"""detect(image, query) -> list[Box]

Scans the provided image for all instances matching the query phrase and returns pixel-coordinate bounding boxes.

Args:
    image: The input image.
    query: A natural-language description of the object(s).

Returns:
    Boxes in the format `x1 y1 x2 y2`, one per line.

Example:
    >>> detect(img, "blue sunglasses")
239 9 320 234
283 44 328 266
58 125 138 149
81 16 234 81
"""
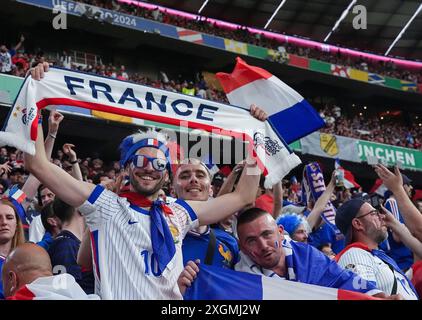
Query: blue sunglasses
131 154 168 171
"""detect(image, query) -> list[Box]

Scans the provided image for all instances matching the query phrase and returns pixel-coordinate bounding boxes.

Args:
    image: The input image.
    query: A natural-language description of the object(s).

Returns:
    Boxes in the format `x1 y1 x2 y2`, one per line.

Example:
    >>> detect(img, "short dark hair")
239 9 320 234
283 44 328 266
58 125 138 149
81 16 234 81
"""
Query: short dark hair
317 243 332 251
37 184 49 207
41 198 74 232
237 207 269 229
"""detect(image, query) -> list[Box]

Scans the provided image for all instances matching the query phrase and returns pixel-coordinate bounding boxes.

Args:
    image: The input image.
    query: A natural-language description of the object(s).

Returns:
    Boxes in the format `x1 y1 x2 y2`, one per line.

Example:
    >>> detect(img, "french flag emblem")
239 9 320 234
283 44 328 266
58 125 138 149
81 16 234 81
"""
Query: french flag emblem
217 57 325 144
9 187 26 203
147 139 159 147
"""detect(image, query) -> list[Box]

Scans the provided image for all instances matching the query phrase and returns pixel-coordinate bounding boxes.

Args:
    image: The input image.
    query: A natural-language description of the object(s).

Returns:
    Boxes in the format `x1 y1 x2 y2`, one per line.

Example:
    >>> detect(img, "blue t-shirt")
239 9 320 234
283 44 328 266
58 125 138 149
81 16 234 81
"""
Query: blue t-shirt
303 210 345 254
384 198 413 271
182 227 239 269
48 230 94 294
0 256 5 299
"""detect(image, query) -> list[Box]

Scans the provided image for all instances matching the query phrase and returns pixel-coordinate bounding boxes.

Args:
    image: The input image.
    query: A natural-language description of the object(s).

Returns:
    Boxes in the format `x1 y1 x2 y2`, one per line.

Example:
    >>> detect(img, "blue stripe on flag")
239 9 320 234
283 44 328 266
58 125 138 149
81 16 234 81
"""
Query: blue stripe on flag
184 264 263 300
202 34 226 49
268 99 325 144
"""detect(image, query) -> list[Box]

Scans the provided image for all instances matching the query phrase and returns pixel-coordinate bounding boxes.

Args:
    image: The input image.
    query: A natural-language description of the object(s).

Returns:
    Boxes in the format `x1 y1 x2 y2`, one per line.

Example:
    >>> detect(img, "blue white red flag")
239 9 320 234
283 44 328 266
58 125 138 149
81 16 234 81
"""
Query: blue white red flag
216 57 325 144
184 264 376 300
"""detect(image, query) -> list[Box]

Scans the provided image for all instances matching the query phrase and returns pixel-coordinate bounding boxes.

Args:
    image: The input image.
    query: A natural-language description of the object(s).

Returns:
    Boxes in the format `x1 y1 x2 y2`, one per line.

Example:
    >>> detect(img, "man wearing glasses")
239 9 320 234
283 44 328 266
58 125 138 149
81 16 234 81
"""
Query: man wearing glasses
334 199 418 300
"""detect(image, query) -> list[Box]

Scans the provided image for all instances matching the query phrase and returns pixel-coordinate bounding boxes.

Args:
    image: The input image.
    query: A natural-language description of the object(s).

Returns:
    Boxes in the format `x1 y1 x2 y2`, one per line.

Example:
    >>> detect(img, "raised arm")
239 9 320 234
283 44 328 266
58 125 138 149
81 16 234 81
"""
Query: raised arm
272 181 283 219
382 205 422 259
62 143 83 181
23 63 94 207
375 164 422 241
188 157 260 226
216 162 244 197
306 171 336 231
21 109 64 210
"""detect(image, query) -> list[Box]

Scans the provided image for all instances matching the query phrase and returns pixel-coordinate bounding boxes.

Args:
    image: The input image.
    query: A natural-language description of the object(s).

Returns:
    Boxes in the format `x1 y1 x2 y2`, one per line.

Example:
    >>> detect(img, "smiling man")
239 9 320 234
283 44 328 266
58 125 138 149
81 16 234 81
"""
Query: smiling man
173 158 239 269
233 207 404 298
335 199 419 300
22 62 260 300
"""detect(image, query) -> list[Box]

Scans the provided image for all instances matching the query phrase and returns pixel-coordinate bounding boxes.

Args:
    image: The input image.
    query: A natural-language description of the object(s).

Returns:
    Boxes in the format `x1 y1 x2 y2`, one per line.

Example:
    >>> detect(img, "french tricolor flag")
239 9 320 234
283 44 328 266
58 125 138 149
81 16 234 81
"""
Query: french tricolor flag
9 188 26 204
216 57 325 144
335 159 361 189
7 274 100 300
184 264 377 300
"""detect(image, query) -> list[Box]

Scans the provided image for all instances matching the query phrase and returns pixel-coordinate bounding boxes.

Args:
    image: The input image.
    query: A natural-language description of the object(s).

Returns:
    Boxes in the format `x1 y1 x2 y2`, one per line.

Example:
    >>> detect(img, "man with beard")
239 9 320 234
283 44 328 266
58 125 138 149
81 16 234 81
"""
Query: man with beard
23 62 261 300
335 199 418 300
174 158 239 269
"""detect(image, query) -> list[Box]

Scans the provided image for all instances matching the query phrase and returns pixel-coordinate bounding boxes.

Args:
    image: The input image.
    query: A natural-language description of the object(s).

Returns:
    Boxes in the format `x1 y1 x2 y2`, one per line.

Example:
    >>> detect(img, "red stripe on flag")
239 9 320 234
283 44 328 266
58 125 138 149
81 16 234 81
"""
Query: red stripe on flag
30 114 38 142
178 30 200 37
7 286 36 300
338 289 379 300
288 55 309 69
216 57 272 94
16 192 26 203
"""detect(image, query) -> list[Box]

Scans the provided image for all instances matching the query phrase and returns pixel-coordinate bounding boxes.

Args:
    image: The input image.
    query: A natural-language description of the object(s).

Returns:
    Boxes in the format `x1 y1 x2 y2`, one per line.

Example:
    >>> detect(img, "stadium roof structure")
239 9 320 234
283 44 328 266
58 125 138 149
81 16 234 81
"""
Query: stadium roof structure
139 0 422 61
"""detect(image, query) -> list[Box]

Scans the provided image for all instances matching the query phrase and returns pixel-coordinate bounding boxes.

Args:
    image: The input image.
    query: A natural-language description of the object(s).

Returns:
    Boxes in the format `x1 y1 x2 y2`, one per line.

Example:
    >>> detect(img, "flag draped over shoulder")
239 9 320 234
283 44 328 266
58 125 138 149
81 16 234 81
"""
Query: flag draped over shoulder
0 67 301 188
184 264 376 300
216 57 325 144
7 274 100 300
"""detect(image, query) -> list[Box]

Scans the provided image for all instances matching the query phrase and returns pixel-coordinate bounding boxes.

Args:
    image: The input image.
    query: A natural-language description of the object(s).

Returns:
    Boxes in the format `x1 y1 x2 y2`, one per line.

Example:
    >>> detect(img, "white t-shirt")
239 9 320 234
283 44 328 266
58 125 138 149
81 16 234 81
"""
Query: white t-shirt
78 185 198 300
29 215 46 243
337 247 418 300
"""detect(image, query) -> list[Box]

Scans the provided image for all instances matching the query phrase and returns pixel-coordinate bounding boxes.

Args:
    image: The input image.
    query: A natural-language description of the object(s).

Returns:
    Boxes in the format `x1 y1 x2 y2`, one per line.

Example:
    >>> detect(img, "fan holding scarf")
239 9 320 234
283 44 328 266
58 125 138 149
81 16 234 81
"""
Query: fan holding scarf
13 62 262 300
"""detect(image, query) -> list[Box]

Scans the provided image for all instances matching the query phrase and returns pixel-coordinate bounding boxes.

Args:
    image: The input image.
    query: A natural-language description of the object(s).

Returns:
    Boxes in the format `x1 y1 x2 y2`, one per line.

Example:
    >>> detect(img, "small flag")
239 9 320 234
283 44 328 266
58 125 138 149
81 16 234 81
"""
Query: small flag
334 159 360 189
370 179 388 197
176 27 203 44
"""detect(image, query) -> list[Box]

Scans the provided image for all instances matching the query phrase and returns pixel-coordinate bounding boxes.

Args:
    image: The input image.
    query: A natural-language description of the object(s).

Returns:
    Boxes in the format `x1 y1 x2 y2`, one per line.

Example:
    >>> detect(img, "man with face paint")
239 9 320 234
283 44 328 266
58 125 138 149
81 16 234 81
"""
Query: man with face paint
232 208 402 298
23 62 261 300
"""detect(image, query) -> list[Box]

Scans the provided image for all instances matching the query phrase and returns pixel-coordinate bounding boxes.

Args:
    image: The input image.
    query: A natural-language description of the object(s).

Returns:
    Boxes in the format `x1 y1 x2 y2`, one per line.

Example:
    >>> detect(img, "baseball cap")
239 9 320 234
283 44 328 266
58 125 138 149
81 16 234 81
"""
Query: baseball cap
212 173 225 186
335 199 366 238
351 192 370 202
401 174 412 186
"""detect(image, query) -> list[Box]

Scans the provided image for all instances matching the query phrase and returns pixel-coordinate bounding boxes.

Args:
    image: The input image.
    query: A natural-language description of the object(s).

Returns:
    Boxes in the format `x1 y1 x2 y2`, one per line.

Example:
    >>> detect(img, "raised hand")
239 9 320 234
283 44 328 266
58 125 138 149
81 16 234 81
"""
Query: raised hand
374 164 403 193
250 104 268 122
62 143 77 162
177 260 200 295
0 162 12 176
48 110 64 135
29 62 49 80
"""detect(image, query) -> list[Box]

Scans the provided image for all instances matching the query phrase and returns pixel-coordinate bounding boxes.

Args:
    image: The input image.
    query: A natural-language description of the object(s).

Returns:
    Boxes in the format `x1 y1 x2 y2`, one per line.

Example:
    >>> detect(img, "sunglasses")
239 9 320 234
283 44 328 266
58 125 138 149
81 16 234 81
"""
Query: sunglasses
131 154 168 172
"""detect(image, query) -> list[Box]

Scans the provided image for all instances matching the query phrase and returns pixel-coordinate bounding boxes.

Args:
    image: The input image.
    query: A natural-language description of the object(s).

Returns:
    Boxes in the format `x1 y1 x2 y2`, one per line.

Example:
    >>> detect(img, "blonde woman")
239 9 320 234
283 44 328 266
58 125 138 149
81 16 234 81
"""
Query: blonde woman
0 199 25 299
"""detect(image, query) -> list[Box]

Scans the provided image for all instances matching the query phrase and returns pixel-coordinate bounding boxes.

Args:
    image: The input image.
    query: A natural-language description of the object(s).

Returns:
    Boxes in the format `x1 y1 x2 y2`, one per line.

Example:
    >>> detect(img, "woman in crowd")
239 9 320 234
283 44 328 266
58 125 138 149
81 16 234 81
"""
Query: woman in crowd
0 199 25 299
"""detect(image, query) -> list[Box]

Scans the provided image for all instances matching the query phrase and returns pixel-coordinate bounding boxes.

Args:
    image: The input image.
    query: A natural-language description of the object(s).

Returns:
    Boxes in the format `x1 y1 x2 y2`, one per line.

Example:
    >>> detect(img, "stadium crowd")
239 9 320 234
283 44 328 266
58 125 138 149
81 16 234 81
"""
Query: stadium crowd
0 62 422 299
77 0 422 84
2 36 420 151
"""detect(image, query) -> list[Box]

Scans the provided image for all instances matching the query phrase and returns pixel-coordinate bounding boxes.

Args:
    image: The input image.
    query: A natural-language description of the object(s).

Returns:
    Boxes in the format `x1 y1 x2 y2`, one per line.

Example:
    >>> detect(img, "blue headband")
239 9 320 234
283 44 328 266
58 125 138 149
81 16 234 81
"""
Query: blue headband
119 137 172 172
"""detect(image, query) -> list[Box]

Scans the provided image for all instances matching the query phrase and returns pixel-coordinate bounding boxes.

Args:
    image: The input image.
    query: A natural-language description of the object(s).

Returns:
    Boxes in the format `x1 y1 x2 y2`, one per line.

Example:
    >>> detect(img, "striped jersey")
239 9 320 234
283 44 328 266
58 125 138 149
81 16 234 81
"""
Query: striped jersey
337 247 418 300
77 185 199 300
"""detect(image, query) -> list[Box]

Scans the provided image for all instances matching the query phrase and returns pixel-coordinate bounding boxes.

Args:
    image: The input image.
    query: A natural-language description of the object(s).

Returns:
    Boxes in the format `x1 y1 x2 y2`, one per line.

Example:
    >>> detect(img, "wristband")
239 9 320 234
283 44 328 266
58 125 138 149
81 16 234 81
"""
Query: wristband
70 159 78 164
49 133 56 139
